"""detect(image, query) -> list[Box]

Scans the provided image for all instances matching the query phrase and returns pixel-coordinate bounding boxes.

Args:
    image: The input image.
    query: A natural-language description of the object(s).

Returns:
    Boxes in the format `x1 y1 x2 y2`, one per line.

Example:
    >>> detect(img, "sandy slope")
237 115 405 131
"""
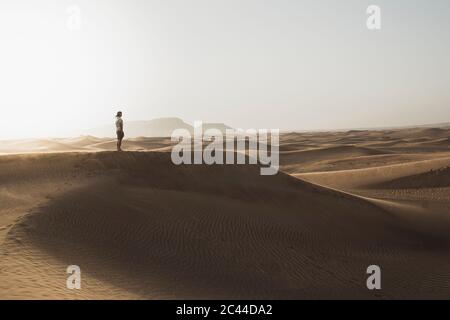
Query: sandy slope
0 127 450 299
295 157 450 190
0 151 448 299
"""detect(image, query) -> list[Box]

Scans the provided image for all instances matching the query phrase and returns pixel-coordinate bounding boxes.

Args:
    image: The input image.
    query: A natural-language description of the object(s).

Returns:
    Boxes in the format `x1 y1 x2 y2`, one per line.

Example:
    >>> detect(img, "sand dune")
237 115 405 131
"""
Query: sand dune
295 157 450 190
0 151 448 299
373 166 450 189
1 126 450 299
0 138 84 154
281 145 387 166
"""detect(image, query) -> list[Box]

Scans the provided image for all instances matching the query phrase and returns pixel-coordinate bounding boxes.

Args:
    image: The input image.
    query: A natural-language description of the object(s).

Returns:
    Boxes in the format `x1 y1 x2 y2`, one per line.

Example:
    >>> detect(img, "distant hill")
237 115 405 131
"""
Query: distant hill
86 117 233 138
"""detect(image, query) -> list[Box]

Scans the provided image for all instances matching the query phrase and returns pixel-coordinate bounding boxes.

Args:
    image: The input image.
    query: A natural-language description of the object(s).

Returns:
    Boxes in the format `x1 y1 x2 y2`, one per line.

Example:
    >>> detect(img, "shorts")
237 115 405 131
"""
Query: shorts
117 131 125 140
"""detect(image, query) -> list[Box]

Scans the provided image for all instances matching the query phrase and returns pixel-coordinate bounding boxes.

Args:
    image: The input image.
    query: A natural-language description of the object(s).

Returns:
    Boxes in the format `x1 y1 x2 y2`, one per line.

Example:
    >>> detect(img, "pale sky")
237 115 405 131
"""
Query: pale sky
0 0 449 139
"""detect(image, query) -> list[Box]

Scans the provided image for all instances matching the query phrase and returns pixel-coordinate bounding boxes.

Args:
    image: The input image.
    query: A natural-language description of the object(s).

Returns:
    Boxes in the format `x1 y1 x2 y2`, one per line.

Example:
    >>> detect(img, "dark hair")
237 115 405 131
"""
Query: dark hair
116 111 122 117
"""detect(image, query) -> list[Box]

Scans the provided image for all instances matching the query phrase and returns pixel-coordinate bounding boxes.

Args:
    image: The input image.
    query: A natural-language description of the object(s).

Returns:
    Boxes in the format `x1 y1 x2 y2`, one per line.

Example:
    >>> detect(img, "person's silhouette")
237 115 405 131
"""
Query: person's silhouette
115 111 124 151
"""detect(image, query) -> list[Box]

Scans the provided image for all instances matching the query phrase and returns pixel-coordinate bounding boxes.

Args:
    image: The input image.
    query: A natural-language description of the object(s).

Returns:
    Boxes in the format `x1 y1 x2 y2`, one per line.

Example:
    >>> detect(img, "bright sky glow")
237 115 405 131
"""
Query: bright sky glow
0 0 449 138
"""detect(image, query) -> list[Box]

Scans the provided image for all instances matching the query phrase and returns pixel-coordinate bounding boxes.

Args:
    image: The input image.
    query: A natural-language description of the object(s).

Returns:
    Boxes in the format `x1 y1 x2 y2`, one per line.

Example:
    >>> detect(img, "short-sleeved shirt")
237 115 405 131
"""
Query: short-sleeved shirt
115 117 123 132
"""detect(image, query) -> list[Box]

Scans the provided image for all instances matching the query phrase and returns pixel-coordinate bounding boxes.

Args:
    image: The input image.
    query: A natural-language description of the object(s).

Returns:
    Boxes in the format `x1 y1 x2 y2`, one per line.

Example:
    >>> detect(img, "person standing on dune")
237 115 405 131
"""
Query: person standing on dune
115 111 124 151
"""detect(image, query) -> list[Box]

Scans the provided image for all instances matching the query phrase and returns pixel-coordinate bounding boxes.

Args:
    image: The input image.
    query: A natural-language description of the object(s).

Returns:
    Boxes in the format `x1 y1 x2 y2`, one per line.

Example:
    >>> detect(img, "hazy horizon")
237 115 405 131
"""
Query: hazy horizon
1 116 449 141
1 0 449 139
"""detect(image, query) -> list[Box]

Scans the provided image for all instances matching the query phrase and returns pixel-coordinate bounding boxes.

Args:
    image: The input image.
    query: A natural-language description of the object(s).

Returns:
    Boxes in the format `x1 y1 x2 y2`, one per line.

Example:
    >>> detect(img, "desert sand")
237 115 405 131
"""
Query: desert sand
0 126 449 299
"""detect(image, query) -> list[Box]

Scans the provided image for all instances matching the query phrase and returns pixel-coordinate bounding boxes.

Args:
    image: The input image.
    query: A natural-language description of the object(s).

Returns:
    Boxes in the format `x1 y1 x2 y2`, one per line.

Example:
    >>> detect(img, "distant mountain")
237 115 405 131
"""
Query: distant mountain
86 117 233 138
